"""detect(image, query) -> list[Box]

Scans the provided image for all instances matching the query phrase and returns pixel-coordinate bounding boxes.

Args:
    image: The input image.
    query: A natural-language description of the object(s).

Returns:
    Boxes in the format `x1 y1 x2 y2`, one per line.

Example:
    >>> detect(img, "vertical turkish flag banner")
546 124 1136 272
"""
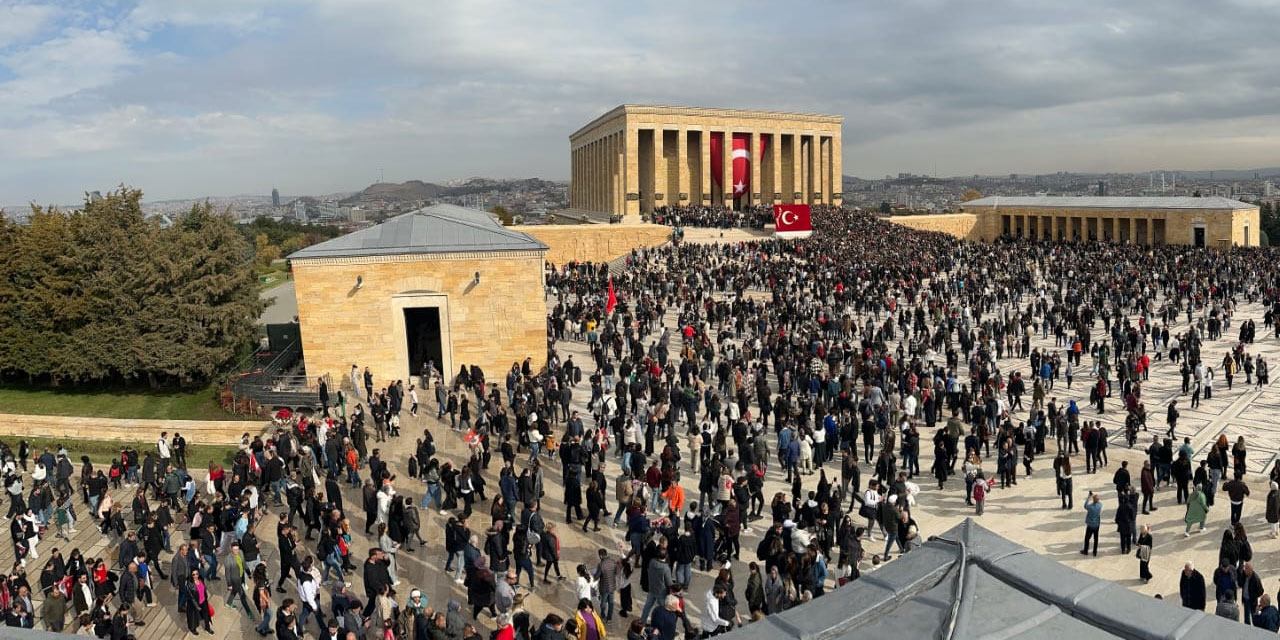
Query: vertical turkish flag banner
773 204 813 239
731 133 750 197
710 133 767 201
606 277 617 314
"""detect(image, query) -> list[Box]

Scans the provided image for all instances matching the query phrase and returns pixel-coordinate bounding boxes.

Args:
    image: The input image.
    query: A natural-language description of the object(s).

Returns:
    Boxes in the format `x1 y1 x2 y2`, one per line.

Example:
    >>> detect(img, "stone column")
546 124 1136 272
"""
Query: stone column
676 128 689 207
830 134 842 205
623 129 640 221
612 133 622 216
603 135 612 215
591 140 600 212
582 142 590 211
749 131 762 207
771 132 783 203
573 146 583 208
813 136 825 205
597 139 605 212
790 134 802 204
652 129 666 214
573 146 582 209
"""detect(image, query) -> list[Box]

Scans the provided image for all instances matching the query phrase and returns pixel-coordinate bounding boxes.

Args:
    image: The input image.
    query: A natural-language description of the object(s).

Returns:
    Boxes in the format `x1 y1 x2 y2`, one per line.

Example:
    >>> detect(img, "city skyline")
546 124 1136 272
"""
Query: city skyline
2 0 1279 205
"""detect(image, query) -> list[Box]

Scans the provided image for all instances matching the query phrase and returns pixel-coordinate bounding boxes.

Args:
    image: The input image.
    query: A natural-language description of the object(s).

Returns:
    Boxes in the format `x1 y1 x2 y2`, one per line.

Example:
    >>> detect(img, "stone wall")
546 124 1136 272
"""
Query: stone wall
514 224 670 265
291 251 547 393
889 213 981 240
0 413 263 445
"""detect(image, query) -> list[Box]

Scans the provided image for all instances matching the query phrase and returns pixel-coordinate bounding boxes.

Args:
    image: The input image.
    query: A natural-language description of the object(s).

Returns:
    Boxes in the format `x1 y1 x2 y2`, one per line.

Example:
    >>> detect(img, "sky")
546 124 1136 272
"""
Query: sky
2 0 1279 205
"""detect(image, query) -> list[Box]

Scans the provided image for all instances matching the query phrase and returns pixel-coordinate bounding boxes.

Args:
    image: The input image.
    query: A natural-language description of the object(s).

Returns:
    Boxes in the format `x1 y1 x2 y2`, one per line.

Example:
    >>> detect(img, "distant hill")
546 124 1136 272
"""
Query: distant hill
1154 167 1280 180
341 177 563 204
341 180 447 204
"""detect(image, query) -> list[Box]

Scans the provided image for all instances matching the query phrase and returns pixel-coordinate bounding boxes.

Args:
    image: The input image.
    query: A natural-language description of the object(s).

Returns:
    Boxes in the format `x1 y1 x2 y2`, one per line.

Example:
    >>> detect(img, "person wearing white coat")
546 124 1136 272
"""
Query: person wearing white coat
701 584 732 636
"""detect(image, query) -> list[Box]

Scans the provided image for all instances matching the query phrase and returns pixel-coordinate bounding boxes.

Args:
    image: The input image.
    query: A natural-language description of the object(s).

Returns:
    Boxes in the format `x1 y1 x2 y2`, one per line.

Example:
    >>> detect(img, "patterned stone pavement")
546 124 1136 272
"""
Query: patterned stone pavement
18 235 1280 637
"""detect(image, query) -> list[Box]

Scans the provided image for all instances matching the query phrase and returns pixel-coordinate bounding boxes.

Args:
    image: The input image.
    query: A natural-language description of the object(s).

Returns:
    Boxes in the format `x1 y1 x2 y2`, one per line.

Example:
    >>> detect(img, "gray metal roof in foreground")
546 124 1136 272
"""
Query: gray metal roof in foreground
288 204 547 260
726 519 1270 640
962 196 1255 210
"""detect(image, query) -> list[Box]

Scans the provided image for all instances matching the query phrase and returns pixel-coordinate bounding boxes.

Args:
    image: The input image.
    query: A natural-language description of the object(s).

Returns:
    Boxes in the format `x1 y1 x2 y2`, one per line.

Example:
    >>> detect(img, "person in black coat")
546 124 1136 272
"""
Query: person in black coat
466 566 496 620
1180 562 1207 611
563 475 584 524
361 549 393 604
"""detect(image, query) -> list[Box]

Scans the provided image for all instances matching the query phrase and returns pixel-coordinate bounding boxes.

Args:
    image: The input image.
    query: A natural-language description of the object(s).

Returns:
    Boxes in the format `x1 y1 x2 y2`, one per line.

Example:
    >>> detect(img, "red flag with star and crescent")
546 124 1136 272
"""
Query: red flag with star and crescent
606 278 617 314
709 133 767 200
773 204 813 239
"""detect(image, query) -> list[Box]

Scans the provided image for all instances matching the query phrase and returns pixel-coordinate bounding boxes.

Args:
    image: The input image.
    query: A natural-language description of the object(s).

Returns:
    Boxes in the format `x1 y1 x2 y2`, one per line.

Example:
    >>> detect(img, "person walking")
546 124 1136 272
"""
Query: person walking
1137 524 1153 583
1184 483 1209 536
1224 473 1251 526
1115 488 1134 554
1139 461 1157 514
1181 561 1207 610
182 568 214 635
1081 492 1101 557
1266 481 1280 538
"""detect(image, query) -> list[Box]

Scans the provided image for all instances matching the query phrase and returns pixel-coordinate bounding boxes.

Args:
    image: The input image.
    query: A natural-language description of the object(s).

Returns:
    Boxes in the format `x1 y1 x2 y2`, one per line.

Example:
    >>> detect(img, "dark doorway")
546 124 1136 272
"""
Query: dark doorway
1193 226 1205 247
404 307 443 379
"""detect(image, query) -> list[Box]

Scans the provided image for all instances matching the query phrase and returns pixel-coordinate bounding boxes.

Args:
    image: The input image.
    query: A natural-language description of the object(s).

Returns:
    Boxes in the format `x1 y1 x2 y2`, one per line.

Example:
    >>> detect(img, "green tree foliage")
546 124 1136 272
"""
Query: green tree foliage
490 205 514 226
239 216 340 254
1261 201 1280 248
0 188 264 387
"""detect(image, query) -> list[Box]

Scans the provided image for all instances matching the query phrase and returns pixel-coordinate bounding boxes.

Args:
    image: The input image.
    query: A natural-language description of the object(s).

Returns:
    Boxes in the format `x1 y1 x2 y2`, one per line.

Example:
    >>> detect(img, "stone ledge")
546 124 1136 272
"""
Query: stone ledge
0 413 266 445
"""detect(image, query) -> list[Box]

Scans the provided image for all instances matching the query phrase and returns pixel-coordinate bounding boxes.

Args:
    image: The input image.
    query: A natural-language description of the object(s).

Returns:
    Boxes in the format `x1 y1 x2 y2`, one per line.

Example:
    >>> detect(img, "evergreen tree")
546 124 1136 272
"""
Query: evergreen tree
143 201 265 384
0 188 264 387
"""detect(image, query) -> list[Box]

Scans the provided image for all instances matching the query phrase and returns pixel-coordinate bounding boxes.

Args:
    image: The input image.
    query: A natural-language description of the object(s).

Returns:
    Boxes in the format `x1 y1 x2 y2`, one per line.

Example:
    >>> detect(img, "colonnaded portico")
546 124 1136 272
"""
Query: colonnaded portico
569 105 843 221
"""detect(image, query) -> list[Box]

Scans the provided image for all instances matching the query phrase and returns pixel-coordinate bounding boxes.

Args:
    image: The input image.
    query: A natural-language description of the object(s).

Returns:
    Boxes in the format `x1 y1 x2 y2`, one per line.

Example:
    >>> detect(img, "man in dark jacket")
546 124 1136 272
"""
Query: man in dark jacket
119 562 144 626
362 549 393 603
1180 561 1207 610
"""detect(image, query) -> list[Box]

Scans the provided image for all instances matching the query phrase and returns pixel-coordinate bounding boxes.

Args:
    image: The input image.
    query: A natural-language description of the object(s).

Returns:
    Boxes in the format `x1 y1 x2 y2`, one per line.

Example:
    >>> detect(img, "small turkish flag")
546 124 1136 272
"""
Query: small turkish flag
606 278 617 314
773 204 813 239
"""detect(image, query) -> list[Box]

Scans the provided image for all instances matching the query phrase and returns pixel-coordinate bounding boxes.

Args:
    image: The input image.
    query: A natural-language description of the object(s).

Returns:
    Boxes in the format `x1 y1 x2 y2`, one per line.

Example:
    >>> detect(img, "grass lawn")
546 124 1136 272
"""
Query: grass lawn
12 435 238 469
0 384 237 421
255 263 290 291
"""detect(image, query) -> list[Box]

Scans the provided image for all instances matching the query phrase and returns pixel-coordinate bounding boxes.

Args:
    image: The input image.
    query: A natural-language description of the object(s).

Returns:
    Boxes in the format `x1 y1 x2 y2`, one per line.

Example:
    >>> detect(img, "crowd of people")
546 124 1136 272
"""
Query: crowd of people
10 206 1280 639
648 206 773 229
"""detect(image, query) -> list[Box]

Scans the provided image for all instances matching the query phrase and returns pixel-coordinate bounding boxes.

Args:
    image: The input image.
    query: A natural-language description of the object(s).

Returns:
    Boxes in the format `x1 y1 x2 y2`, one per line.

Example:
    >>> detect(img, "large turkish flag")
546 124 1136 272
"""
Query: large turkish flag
773 204 813 239
710 133 766 199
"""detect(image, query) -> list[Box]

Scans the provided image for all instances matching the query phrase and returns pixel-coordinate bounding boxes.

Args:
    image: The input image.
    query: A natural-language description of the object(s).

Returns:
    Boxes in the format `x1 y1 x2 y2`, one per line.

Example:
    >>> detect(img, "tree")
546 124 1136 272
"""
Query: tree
280 235 307 257
0 189 263 387
139 202 265 385
1260 201 1280 248
491 205 513 226
879 201 892 215
962 188 983 202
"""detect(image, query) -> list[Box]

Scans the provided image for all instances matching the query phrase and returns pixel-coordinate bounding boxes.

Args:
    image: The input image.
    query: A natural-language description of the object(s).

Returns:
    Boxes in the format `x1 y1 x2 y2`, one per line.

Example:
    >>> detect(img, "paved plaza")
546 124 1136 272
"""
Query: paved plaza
16 232 1280 638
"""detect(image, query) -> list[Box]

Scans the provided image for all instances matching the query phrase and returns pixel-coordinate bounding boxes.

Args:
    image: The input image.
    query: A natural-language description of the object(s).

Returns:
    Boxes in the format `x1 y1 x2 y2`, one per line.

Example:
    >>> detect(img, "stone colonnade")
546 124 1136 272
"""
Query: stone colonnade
570 106 843 220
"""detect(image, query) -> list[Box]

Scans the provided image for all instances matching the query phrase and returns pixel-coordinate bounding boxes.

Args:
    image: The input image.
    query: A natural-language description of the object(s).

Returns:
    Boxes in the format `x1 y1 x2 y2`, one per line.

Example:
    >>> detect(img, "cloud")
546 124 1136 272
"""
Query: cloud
4 0 1280 203
0 3 59 48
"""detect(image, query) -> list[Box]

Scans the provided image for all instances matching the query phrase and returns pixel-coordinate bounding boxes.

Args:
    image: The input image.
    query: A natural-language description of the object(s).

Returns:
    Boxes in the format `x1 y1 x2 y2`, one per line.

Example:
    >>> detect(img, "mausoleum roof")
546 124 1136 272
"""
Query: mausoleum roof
289 204 547 260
